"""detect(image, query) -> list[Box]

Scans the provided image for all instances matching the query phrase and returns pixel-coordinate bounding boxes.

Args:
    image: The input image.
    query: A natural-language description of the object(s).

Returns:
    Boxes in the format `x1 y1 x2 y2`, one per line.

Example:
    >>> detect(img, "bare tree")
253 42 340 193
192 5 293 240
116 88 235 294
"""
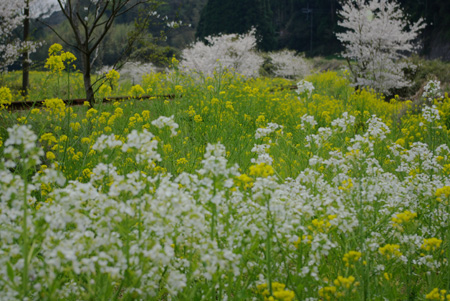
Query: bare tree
45 0 155 106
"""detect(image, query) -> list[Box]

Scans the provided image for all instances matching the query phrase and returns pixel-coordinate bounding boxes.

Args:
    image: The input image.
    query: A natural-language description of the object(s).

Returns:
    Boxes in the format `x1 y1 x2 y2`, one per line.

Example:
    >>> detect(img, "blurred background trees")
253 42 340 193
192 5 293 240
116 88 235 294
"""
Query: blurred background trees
2 0 450 74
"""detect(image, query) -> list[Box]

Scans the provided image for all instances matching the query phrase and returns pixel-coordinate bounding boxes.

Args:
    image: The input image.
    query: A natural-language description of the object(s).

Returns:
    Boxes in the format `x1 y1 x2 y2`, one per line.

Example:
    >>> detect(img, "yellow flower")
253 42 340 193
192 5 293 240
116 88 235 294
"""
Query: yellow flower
186 106 196 117
45 44 76 73
175 85 183 93
70 122 81 132
130 84 145 98
99 84 112 98
40 133 58 145
257 282 295 301
392 210 417 231
343 251 362 267
256 115 266 127
249 163 274 178
225 101 234 111
194 115 203 123
211 97 219 105
142 110 150 120
334 275 357 289
310 218 332 233
319 286 337 300
82 168 92 179
235 173 254 190
163 143 173 154
338 178 353 191
425 288 450 300
436 186 450 202
48 43 63 55
379 244 402 259
0 87 13 109
105 69 120 87
86 108 98 119
46 151 56 160
114 107 123 117
43 98 66 114
421 238 443 252
177 158 188 165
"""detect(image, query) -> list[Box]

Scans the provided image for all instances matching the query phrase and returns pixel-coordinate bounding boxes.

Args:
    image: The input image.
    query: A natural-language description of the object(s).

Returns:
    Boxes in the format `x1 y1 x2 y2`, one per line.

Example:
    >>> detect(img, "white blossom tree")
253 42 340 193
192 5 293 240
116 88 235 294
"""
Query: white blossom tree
268 50 310 79
0 0 56 95
181 29 264 78
0 0 28 72
336 0 425 94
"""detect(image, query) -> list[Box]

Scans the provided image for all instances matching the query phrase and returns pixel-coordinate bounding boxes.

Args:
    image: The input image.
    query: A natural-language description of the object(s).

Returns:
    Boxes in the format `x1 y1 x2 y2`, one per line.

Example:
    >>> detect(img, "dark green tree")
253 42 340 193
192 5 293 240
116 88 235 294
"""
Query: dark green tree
196 0 277 51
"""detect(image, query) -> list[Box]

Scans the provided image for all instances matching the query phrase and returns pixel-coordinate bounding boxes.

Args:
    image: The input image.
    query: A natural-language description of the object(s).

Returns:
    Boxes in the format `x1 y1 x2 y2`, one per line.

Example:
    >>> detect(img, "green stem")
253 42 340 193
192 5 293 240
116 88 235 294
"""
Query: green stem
22 171 29 298
266 196 273 297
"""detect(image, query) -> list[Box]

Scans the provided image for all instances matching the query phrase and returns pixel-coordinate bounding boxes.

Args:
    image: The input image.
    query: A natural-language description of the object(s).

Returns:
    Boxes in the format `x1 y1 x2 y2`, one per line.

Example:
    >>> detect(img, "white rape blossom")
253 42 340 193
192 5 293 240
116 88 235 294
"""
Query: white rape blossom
255 122 283 139
3 124 44 168
364 115 390 141
299 114 318 130
151 115 179 136
92 134 123 152
122 129 161 163
296 80 315 100
422 105 441 123
251 144 273 165
331 112 356 132
422 80 443 103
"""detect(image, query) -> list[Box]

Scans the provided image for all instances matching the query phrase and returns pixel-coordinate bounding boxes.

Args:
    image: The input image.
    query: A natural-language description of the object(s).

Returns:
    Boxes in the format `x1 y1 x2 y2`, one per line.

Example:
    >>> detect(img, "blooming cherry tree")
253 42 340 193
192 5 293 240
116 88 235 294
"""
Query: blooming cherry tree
0 0 27 71
336 0 425 94
181 29 264 77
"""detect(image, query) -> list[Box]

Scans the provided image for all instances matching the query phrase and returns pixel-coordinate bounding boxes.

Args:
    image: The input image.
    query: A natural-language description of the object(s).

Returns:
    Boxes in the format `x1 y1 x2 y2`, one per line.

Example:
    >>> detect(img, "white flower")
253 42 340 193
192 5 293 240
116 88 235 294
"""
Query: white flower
296 80 315 99
422 105 440 123
422 80 443 102
92 134 123 152
151 115 179 137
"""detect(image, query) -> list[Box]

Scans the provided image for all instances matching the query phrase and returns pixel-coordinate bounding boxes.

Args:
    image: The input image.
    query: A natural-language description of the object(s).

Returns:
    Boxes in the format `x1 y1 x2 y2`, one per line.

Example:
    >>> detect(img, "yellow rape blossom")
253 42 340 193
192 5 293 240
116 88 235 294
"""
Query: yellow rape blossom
177 158 188 165
425 288 450 300
436 186 450 202
343 251 362 267
46 151 56 160
319 286 337 300
257 282 295 301
130 84 145 98
86 108 98 119
379 244 402 259
421 238 443 252
249 163 274 178
194 115 203 123
0 87 12 109
392 210 417 231
235 173 254 190
334 275 357 289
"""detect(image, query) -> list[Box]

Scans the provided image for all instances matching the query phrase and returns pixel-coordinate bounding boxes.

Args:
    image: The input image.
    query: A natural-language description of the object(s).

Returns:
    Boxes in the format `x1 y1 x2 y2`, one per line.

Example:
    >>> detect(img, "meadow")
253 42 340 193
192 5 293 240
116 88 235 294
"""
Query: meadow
0 54 450 300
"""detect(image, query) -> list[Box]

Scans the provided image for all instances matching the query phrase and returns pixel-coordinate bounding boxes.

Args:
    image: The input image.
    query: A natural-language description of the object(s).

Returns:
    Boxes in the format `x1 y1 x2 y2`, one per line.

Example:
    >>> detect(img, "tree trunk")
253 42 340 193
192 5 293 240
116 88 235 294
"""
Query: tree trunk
81 50 95 106
22 1 30 97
